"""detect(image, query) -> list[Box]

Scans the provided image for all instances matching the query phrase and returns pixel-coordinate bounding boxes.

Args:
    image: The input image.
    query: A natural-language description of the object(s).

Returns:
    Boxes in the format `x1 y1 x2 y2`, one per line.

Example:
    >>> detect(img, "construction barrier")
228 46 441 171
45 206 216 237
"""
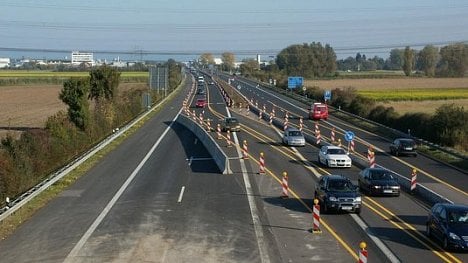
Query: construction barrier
315 123 321 144
269 114 273 125
358 242 368 263
216 124 222 139
411 169 417 192
299 117 303 131
281 172 288 198
259 110 263 120
312 199 322 233
242 140 249 159
350 139 355 152
283 117 288 131
259 152 265 174
226 130 232 147
331 127 335 142
367 146 376 168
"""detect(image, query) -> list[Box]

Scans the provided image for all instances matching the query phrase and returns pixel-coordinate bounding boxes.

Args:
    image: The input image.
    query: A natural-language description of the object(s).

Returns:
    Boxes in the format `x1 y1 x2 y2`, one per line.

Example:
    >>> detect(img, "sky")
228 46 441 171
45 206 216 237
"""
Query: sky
0 0 467 61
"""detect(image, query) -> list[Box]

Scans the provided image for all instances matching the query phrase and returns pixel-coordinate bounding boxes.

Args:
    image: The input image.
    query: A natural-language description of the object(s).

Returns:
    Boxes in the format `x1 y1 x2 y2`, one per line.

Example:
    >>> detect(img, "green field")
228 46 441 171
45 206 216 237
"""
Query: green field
0 70 148 78
358 88 468 101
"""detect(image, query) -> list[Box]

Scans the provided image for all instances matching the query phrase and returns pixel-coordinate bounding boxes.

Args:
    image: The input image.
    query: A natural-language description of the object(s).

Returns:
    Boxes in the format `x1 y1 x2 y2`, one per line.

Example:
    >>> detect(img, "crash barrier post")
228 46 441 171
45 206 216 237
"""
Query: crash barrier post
299 117 303 131
217 124 222 139
312 199 322 233
358 242 368 263
367 146 376 168
259 152 265 174
281 172 288 198
331 127 335 142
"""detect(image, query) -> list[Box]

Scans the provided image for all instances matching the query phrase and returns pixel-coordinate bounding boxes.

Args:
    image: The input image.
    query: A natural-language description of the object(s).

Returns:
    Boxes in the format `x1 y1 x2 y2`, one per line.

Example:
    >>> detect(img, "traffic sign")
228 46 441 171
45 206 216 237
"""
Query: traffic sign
344 131 355 142
324 90 331 101
288 76 303 89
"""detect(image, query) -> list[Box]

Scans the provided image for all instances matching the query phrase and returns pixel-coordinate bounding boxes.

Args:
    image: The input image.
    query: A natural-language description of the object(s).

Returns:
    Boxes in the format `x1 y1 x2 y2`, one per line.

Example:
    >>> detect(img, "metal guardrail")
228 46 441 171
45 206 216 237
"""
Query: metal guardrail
0 76 186 221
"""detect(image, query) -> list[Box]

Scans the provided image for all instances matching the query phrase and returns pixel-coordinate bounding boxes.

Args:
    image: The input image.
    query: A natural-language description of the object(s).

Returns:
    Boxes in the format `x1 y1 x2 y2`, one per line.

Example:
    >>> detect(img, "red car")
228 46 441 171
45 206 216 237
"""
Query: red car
195 99 207 108
309 103 328 120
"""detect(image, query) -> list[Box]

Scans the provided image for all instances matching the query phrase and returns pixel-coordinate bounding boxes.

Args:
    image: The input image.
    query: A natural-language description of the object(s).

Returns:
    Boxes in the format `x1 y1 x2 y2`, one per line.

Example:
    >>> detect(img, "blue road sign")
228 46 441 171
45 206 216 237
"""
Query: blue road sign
324 90 332 101
288 76 303 89
344 131 355 142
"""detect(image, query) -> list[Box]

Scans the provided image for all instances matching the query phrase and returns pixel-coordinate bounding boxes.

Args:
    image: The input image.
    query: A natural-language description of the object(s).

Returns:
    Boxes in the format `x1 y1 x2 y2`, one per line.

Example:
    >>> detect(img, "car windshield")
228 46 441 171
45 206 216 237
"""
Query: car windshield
227 118 238 124
400 140 414 146
328 180 354 191
197 100 205 103
448 209 468 224
327 148 346 155
370 170 395 180
288 131 302 136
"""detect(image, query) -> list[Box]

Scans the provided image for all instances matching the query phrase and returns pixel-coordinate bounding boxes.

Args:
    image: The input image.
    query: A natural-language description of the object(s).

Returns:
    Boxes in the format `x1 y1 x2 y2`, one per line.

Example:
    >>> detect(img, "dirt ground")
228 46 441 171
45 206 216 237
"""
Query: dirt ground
0 83 148 139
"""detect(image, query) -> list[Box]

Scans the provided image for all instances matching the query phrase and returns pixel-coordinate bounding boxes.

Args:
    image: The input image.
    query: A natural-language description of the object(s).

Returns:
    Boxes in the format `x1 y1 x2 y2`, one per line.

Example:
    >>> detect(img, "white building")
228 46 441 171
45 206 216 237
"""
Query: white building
71 51 94 66
0 58 11 68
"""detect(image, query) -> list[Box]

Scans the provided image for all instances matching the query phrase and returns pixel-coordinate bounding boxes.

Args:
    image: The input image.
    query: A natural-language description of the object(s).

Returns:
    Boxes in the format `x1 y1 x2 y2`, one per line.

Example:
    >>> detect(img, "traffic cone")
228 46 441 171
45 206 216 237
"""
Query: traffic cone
226 130 232 147
216 124 222 139
331 127 335 142
259 152 265 174
358 242 368 263
411 169 417 192
299 117 303 131
242 140 249 159
281 172 288 198
312 199 322 233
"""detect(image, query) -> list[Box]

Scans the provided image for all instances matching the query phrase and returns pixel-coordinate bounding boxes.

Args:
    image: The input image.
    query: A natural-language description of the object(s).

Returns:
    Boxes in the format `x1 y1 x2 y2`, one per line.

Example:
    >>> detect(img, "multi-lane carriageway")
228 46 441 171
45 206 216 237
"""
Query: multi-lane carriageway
0 72 466 262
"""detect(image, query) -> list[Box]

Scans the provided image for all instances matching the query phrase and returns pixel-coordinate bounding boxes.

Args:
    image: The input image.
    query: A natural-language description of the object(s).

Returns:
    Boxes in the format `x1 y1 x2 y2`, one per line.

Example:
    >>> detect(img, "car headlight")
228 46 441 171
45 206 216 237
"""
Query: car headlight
449 232 461 240
328 196 337 202
391 186 400 189
355 196 362 202
372 185 382 189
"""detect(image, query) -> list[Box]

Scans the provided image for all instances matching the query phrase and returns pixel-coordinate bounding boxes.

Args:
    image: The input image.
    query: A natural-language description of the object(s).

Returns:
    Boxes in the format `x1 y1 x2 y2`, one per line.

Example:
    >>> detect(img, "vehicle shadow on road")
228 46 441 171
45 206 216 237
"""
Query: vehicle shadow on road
367 227 439 251
263 196 312 214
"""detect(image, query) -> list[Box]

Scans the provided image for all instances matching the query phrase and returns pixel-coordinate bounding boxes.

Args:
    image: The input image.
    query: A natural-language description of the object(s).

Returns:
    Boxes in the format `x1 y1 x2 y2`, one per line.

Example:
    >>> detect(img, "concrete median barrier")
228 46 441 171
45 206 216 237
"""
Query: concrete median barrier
176 114 232 174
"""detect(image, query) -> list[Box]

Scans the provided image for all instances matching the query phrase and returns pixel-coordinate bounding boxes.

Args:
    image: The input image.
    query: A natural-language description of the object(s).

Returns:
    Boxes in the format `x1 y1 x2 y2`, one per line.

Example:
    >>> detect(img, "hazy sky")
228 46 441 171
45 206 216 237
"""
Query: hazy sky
1 0 467 60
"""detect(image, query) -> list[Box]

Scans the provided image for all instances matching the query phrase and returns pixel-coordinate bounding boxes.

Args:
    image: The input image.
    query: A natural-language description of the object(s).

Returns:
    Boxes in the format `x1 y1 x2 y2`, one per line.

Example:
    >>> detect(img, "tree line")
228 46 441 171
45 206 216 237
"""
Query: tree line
0 61 182 206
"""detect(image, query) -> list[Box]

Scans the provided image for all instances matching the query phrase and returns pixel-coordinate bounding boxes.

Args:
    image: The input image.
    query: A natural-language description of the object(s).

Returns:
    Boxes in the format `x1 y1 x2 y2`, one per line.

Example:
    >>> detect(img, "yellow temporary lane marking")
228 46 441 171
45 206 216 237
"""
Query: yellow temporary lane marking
364 198 463 263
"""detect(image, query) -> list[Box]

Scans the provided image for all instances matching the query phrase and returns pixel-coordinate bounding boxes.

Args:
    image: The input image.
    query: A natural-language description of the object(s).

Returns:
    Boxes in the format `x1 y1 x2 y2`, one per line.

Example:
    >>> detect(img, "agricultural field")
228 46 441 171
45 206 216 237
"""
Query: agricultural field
0 82 149 139
0 70 148 78
306 77 468 114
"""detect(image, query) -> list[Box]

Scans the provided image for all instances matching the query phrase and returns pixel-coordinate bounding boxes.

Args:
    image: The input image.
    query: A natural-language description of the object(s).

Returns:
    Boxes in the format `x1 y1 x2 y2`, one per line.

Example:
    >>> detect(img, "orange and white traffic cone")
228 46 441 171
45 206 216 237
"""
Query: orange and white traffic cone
283 118 288 131
331 127 335 142
259 110 263 120
411 169 417 192
217 124 222 139
269 114 273 125
259 152 265 174
367 146 375 168
299 117 303 131
242 140 249 159
312 199 322 233
226 130 232 147
358 242 368 263
281 172 289 198
350 139 355 152
206 119 211 131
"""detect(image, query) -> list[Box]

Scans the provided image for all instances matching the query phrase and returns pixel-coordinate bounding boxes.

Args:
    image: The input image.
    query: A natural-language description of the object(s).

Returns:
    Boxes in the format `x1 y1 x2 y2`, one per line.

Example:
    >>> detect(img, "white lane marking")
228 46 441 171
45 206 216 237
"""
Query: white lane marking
227 106 271 263
188 156 193 166
186 157 213 162
351 214 401 263
177 186 186 203
64 107 183 262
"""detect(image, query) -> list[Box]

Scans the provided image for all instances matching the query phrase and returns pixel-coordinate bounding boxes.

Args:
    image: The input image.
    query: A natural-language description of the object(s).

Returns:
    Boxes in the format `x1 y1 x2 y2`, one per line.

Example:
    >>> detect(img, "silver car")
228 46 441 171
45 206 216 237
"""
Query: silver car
282 127 305 147
318 145 352 168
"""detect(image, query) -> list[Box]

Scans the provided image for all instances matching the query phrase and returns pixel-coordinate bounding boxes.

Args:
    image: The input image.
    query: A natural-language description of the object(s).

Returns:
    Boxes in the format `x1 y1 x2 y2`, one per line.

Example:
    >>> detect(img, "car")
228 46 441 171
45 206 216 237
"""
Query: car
197 88 206 95
309 102 328 120
314 175 362 214
318 145 352 168
195 99 207 108
358 168 400 196
390 138 417 157
426 203 468 251
282 127 305 147
221 117 240 132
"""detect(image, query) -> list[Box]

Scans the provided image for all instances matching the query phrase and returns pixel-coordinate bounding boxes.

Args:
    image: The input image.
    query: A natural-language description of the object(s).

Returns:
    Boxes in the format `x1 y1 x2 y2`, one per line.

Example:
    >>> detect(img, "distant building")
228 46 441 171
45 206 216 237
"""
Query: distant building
71 51 94 66
0 58 11 68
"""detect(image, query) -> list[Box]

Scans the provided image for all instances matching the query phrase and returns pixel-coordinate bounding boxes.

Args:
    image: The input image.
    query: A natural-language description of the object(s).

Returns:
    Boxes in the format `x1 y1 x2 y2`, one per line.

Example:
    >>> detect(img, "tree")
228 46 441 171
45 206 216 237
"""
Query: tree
88 65 121 102
240 58 259 76
221 52 235 72
402 46 414 76
430 104 467 147
417 45 438 76
385 49 404 70
276 42 336 78
59 78 90 130
199 53 215 67
437 43 468 77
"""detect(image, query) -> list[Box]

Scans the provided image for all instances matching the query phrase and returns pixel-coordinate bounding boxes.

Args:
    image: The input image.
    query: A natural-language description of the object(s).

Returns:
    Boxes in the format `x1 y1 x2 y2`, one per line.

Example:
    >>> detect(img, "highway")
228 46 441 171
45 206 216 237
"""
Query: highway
0 71 466 262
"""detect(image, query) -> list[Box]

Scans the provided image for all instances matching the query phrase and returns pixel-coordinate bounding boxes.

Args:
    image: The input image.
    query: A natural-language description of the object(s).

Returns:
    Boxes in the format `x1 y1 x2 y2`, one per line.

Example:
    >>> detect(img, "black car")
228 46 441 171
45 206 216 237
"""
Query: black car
389 138 417 157
314 175 361 214
426 203 468 251
358 168 400 196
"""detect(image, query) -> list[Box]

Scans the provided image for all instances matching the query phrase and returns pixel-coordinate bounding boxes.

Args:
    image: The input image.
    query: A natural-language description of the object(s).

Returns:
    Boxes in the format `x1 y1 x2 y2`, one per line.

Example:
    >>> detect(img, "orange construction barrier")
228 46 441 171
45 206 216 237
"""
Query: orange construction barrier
259 152 265 174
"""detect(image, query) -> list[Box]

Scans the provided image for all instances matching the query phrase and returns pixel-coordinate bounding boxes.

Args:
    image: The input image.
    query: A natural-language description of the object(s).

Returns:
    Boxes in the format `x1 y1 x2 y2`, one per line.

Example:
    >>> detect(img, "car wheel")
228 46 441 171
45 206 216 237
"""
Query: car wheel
318 156 321 165
326 160 330 167
355 208 361 215
395 151 399 157
442 236 449 250
321 202 328 214
413 153 418 157
426 224 432 237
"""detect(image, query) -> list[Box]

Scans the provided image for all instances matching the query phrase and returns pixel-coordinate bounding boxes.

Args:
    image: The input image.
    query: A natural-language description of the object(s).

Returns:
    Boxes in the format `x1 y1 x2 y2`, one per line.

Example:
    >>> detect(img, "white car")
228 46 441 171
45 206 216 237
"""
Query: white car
318 145 352 168
282 127 305 147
